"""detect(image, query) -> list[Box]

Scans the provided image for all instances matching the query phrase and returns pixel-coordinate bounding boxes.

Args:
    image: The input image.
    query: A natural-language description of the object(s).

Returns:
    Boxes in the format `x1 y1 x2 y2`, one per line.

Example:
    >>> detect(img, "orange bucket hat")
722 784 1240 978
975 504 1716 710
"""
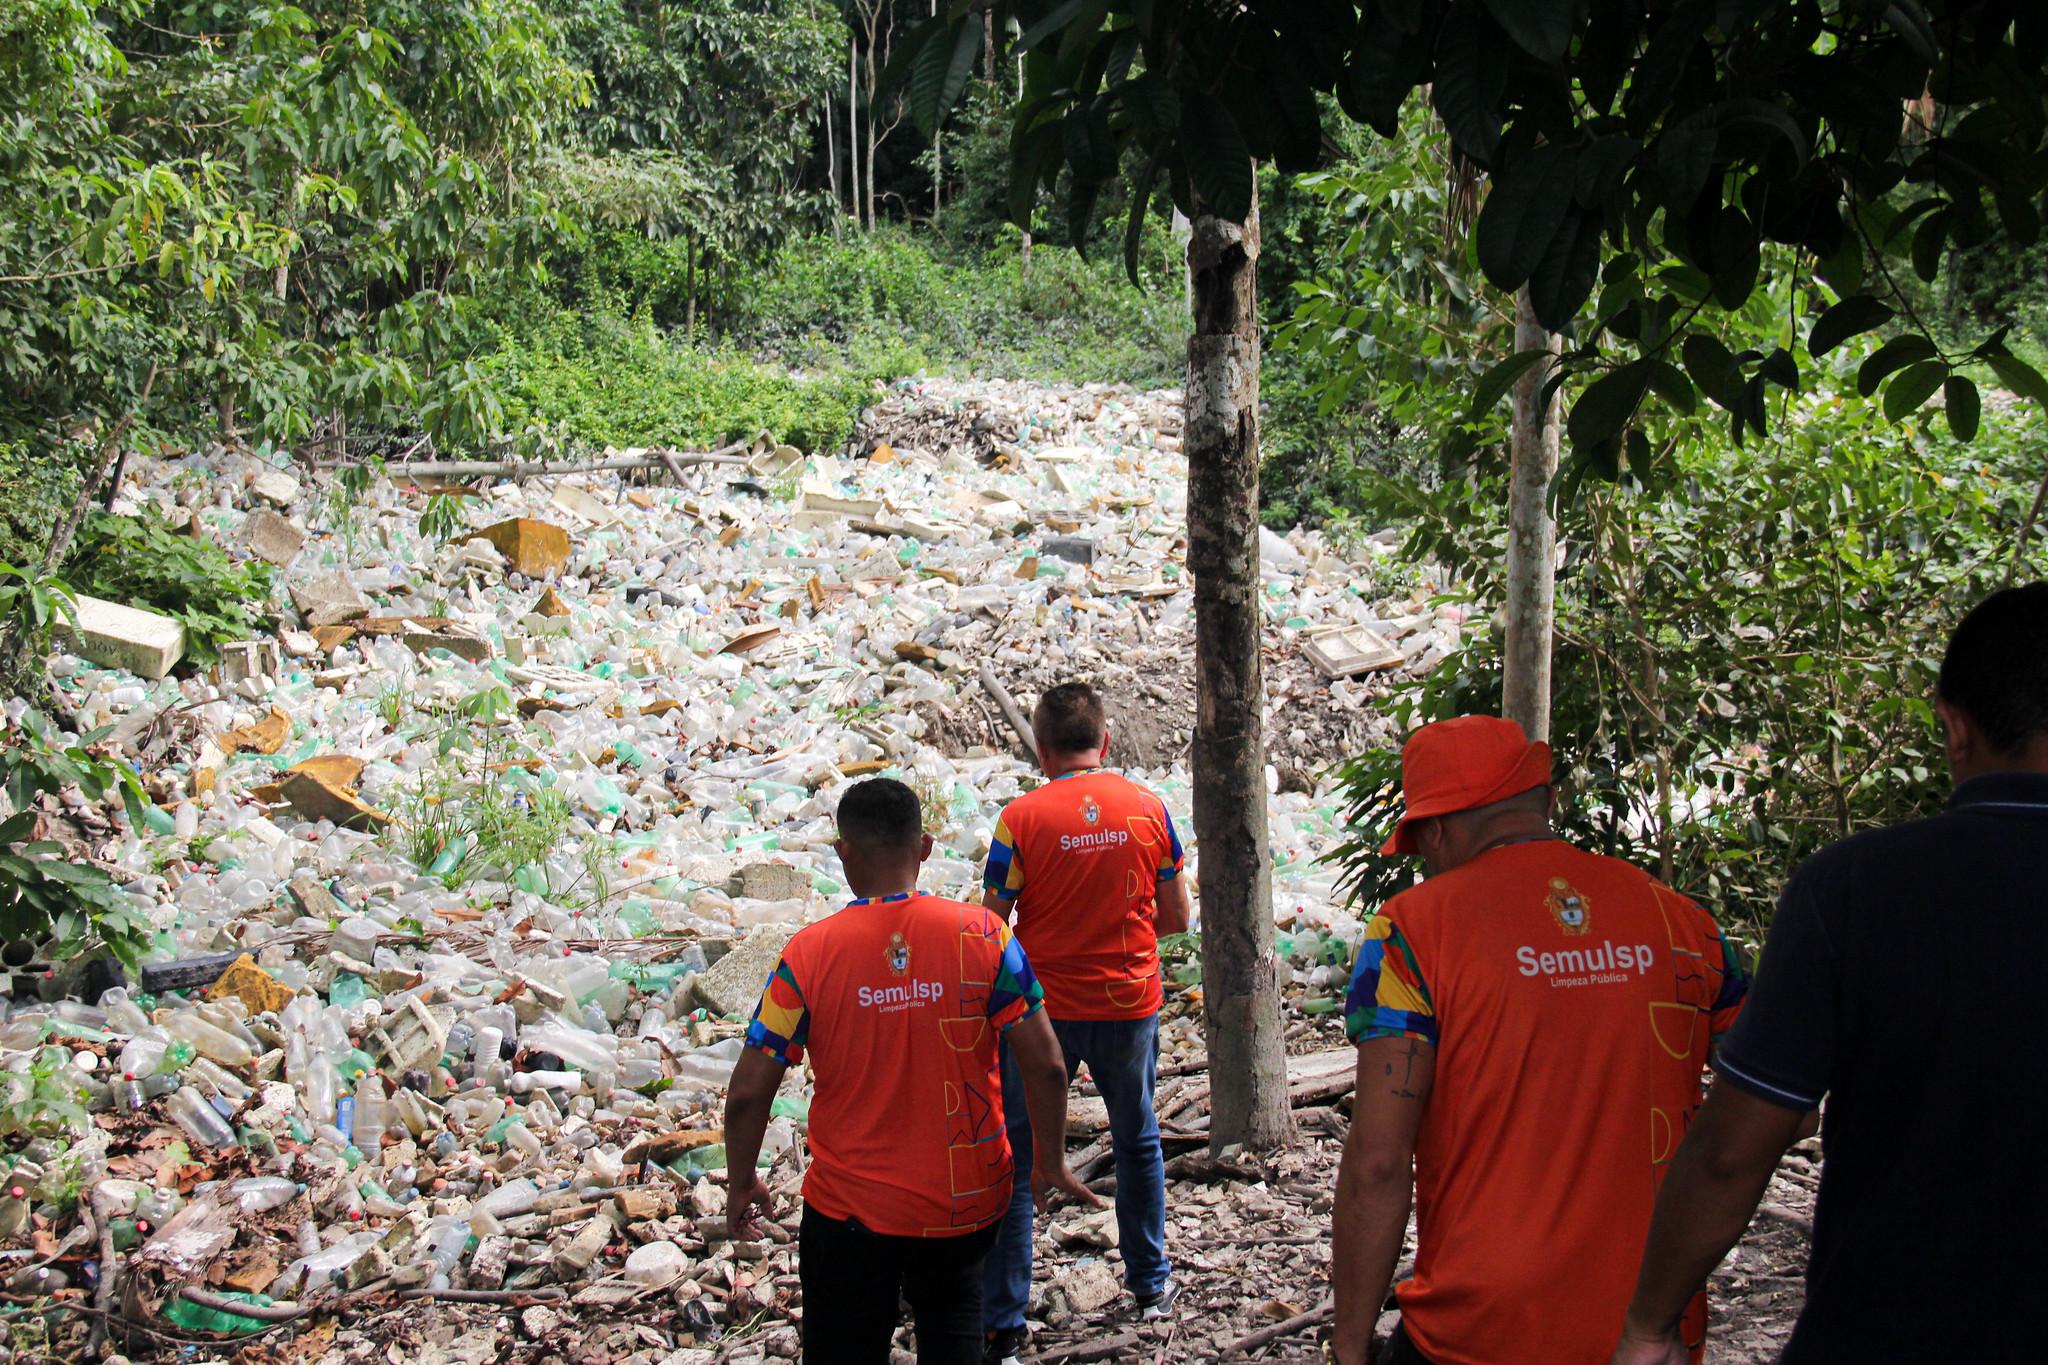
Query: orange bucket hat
1381 715 1554 856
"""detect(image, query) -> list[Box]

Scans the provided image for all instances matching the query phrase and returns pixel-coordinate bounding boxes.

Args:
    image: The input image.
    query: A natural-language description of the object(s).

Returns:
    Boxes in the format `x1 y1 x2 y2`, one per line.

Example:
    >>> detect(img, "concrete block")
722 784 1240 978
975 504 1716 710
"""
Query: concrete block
289 572 369 627
687 924 797 1019
736 862 810 902
249 469 301 508
480 518 571 579
241 509 304 565
799 482 883 519
56 594 185 679
1042 535 1097 565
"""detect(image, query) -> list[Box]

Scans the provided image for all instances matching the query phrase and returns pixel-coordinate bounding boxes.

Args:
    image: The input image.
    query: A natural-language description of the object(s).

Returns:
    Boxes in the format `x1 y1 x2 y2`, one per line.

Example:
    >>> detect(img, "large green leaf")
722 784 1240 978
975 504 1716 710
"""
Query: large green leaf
1883 359 1948 423
1480 0 1573 63
1179 93 1254 223
1623 0 1715 125
1807 295 1895 359
1856 334 1939 396
1474 143 1576 291
1568 361 1651 447
906 17 980 139
1017 0 1085 54
1527 204 1604 330
1431 0 1511 163
1468 349 1556 417
1986 353 2048 405
1123 142 1167 287
1943 375 1981 441
1682 332 1742 410
1643 358 1697 414
1341 7 1432 138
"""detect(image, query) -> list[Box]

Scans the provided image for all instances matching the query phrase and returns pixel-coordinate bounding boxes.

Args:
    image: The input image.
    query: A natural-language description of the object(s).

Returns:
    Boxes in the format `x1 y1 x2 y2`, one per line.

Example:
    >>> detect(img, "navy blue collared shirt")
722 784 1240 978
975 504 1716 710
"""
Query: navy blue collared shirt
1714 771 2048 1362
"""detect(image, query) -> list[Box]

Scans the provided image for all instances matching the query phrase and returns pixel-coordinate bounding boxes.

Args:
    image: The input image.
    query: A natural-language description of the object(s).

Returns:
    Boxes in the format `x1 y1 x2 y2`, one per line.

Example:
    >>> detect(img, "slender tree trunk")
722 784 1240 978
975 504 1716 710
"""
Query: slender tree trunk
1504 284 1561 741
983 10 994 82
848 38 861 229
825 100 841 236
1186 190 1291 1154
864 33 878 230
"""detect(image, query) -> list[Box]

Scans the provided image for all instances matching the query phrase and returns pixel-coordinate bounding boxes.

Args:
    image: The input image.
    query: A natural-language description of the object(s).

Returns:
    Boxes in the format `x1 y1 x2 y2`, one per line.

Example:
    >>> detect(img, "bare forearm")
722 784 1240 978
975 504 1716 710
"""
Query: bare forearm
1622 1088 1807 1339
724 1089 772 1180
1332 1153 1410 1365
1153 878 1190 936
1020 1053 1072 1175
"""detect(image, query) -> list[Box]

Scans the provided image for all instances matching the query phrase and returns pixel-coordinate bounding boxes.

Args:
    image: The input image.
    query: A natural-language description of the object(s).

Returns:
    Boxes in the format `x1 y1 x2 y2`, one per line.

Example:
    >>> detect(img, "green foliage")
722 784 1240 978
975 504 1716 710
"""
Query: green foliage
63 510 275 664
0 563 77 691
0 1047 91 1138
0 710 151 968
545 0 838 264
419 494 469 545
904 1 2048 482
0 445 80 569
1325 402 2041 952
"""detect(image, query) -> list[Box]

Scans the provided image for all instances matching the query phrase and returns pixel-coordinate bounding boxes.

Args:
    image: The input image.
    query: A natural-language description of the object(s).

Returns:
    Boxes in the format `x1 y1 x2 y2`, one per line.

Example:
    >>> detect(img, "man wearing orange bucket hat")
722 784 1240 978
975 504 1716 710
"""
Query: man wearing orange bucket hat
1329 717 1748 1365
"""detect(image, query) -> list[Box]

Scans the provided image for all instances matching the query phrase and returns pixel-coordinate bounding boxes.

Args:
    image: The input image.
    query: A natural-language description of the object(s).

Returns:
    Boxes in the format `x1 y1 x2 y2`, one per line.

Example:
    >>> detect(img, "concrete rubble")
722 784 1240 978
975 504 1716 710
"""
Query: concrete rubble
0 374 1504 1360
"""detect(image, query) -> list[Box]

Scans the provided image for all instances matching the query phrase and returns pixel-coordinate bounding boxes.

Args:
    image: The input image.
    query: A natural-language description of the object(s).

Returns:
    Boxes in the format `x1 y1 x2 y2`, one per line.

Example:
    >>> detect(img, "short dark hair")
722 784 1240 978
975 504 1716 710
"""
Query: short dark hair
1033 681 1107 755
1937 582 2048 755
836 778 923 852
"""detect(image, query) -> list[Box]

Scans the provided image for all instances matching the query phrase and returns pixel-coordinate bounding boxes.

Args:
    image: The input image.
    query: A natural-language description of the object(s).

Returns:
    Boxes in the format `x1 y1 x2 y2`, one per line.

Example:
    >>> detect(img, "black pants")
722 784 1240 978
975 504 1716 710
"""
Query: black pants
1380 1321 1437 1365
798 1203 1002 1365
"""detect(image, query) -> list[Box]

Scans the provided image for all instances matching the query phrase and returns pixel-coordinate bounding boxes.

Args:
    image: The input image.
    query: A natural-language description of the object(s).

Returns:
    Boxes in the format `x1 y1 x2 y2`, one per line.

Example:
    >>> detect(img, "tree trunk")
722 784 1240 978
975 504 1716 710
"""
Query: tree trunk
1503 284 1561 742
825 100 841 236
848 38 861 229
1186 191 1291 1154
864 30 878 230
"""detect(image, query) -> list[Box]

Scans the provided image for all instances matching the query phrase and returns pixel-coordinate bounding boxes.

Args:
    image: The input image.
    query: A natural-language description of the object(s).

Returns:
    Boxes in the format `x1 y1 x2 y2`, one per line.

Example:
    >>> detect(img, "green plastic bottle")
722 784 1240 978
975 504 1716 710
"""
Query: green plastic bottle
163 1290 276 1334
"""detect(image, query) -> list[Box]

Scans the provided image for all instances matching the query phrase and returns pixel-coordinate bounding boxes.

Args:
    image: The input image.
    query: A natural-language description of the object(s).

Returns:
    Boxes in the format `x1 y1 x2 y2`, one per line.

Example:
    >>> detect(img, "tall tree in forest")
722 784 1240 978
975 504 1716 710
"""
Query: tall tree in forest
892 0 2048 1151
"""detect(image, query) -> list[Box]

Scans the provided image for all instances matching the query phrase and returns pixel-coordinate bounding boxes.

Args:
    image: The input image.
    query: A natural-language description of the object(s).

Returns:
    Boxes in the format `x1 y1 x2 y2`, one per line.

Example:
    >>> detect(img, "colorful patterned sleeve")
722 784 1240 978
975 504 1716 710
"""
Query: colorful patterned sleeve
1708 929 1749 1040
1345 912 1438 1047
983 816 1026 901
743 956 810 1065
1156 807 1186 881
986 921 1045 1030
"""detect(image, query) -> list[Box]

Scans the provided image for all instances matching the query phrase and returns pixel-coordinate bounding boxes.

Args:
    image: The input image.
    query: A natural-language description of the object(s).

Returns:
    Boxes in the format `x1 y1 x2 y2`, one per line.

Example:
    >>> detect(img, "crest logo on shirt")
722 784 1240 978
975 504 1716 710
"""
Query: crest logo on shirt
885 932 911 976
1545 878 1591 935
1081 797 1101 826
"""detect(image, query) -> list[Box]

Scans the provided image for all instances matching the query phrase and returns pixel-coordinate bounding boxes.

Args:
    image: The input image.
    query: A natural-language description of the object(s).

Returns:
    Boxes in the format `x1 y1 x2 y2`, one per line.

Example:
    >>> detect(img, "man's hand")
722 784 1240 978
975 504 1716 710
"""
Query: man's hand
727 1169 773 1237
1031 1159 1104 1214
1609 1322 1689 1365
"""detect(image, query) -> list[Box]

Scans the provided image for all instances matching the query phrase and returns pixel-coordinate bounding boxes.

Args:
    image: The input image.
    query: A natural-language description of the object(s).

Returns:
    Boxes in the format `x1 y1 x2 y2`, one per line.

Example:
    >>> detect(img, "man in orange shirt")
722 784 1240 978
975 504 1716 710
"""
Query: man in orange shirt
1331 717 1746 1365
725 779 1096 1364
979 682 1191 1358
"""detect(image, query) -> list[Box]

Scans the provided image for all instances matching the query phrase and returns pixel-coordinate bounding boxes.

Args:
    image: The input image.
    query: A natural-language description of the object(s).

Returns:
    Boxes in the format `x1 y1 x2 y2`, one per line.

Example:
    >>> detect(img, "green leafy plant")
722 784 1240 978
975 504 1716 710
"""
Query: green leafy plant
419 493 469 545
62 510 275 665
0 710 153 968
0 563 78 691
0 1048 91 1138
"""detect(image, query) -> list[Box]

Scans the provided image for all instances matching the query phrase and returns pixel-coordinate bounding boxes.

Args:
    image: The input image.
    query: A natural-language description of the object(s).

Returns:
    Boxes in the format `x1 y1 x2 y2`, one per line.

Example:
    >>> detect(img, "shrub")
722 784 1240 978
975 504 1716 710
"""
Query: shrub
63 509 278 664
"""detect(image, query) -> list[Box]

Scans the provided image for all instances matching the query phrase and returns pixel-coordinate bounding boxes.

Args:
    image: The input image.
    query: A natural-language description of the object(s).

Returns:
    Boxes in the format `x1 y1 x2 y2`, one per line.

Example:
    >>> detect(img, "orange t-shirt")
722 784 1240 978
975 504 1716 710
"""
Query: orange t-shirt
743 893 1044 1237
984 769 1185 1020
1345 841 1747 1365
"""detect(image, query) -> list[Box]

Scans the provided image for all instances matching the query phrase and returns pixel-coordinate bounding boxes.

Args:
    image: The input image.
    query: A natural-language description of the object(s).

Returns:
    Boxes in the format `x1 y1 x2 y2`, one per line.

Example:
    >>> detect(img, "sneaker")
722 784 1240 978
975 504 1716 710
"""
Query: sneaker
1134 1277 1181 1321
983 1326 1028 1365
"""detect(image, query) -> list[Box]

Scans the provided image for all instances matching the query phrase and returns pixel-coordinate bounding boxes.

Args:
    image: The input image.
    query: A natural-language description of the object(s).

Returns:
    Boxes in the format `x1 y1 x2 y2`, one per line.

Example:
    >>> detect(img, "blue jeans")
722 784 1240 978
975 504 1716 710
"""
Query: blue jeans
982 1013 1168 1330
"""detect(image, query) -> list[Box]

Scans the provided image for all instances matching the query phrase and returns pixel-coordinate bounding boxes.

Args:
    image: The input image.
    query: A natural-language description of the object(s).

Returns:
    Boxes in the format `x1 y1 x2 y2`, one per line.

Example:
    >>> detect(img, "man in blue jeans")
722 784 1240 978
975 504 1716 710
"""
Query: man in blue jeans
980 682 1192 1361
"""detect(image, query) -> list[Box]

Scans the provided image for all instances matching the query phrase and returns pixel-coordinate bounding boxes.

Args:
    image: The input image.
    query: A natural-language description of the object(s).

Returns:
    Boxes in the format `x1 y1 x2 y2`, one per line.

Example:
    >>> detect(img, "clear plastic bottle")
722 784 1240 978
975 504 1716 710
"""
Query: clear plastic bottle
134 1188 185 1230
351 1075 388 1153
112 1075 146 1112
100 988 151 1037
167 1086 238 1147
117 1027 172 1079
231 1176 301 1213
161 1013 255 1066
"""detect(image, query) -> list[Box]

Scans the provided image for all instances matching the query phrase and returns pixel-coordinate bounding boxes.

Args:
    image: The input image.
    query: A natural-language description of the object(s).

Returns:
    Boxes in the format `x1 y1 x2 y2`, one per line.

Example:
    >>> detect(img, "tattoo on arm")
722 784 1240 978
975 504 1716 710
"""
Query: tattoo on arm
1382 1038 1423 1101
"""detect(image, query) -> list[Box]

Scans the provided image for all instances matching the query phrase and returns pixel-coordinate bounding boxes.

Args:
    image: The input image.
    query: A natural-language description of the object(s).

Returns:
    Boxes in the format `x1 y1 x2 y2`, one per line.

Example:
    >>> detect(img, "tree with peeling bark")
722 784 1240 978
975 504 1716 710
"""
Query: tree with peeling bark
887 0 2048 1149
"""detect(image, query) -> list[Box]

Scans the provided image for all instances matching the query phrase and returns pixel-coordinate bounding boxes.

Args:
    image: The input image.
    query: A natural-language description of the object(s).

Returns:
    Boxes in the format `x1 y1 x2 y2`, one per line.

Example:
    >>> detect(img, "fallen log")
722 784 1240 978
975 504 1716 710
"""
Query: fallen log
978 663 1039 761
329 448 749 478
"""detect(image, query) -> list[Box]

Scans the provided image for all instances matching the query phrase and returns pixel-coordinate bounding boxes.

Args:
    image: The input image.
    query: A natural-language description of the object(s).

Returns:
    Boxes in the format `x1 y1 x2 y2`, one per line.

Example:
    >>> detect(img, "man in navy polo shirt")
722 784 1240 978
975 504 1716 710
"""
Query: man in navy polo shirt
1611 582 2048 1364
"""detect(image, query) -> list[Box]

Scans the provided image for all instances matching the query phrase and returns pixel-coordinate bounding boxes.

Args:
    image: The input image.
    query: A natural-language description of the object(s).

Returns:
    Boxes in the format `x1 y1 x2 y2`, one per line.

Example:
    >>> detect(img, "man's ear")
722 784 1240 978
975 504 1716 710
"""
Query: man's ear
917 831 934 862
832 837 848 863
1935 697 1976 766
